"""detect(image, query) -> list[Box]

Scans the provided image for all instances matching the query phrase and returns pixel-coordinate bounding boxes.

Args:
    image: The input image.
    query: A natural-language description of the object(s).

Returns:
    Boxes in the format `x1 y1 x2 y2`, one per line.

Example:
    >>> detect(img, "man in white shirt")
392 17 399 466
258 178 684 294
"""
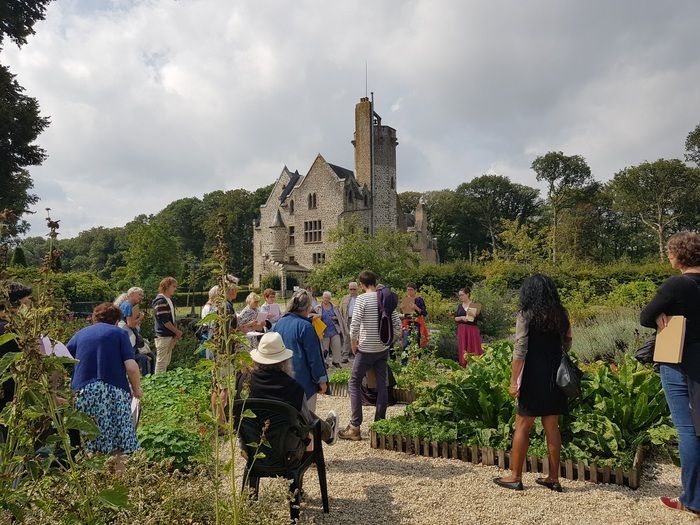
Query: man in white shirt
338 271 400 441
338 281 359 363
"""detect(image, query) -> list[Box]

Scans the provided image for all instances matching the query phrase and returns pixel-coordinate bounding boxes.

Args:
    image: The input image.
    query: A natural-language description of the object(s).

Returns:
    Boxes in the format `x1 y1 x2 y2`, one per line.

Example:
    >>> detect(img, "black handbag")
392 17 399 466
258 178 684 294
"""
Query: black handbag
634 335 656 364
556 352 582 397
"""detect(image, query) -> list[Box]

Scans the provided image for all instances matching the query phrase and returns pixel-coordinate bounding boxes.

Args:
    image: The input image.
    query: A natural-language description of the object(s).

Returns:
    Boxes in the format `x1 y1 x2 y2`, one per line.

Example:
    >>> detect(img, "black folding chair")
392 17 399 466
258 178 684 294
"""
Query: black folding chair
233 398 329 521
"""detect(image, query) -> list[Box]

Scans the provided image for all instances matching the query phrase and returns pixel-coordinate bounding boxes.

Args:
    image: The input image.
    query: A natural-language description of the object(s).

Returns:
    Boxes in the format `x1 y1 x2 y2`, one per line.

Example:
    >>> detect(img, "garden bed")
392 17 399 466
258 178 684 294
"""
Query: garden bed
369 429 644 489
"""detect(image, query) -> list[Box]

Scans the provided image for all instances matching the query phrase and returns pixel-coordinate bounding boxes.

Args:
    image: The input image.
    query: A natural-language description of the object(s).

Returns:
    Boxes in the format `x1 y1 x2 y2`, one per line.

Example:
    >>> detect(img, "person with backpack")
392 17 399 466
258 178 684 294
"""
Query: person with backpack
339 271 401 441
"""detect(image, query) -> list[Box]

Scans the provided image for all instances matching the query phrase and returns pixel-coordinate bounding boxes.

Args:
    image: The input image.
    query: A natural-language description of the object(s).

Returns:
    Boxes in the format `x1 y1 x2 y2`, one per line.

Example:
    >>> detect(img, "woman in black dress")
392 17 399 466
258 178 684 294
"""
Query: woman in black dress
494 274 571 492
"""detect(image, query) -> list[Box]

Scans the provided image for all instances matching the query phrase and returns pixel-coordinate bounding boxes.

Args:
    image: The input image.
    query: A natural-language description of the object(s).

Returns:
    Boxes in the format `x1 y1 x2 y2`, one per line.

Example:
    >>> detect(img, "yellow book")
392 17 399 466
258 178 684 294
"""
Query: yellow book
653 316 686 364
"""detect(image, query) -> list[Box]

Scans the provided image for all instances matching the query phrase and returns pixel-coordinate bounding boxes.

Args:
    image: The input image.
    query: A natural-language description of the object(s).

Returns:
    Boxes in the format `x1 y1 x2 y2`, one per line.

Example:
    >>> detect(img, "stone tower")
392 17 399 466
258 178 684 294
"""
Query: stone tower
352 96 398 233
268 210 287 261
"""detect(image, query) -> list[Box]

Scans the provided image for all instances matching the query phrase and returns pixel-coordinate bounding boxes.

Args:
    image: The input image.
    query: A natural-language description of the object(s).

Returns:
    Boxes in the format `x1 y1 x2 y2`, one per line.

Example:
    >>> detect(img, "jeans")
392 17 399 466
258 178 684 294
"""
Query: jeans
348 350 389 427
661 364 700 511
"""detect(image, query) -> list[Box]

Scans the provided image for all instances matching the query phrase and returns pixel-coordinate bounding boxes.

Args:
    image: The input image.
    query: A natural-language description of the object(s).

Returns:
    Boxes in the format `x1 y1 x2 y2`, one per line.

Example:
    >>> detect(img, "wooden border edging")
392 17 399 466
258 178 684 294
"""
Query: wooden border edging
368 430 645 489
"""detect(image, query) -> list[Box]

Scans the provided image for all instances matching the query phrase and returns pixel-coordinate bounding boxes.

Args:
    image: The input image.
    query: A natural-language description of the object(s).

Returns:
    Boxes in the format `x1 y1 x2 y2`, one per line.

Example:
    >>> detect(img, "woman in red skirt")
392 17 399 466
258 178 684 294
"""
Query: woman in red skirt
455 287 482 366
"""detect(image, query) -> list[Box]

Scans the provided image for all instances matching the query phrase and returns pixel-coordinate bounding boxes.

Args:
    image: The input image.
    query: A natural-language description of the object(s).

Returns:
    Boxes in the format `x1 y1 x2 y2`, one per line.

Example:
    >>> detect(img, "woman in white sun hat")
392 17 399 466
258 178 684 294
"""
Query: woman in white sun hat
237 332 339 446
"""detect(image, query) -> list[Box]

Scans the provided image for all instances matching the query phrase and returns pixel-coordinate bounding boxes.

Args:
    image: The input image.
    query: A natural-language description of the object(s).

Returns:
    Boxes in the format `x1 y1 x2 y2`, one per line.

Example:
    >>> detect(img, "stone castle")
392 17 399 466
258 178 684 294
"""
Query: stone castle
253 96 438 291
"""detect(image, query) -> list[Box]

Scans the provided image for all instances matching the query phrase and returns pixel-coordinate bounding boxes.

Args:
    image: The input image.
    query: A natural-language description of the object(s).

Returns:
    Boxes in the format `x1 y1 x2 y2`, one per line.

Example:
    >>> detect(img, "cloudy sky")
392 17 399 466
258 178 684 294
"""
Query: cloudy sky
3 0 700 238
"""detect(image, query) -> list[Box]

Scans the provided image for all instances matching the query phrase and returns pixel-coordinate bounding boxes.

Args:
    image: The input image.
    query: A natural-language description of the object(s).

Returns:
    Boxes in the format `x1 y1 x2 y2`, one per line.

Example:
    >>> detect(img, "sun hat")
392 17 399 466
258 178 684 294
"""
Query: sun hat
250 332 293 364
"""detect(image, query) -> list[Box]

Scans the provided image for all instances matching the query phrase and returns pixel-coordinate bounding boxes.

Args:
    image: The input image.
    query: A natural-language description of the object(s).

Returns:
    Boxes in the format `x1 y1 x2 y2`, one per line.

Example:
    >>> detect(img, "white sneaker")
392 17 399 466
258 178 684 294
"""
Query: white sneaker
326 410 339 445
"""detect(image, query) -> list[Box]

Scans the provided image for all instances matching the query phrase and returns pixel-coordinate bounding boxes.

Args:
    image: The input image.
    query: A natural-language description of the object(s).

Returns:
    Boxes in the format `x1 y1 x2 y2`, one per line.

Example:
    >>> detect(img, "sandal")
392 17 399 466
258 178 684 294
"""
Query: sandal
660 496 700 515
535 477 563 492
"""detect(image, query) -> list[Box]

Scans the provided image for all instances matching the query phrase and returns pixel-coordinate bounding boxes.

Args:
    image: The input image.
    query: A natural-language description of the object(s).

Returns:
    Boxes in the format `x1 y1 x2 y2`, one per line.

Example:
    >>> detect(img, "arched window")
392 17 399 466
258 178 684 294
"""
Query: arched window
308 193 317 209
289 200 294 214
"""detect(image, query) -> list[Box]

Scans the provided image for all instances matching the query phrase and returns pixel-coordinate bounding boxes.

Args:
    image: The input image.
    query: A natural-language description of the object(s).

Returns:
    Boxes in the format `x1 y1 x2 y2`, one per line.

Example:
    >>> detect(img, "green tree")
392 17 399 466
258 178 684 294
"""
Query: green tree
609 159 700 261
124 220 183 291
456 174 541 255
9 245 27 266
0 0 54 48
531 151 593 263
685 123 700 166
0 0 53 240
397 191 422 215
307 217 419 292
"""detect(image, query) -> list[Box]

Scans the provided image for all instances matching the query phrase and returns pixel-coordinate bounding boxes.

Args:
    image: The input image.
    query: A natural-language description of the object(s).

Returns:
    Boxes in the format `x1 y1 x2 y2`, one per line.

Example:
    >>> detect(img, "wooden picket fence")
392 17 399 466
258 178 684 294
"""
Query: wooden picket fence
369 430 644 489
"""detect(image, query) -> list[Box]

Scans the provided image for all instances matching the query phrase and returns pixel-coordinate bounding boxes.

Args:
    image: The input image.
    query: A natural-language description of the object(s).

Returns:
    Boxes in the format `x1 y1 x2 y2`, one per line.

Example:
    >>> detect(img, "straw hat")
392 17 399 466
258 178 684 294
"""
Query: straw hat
250 332 293 364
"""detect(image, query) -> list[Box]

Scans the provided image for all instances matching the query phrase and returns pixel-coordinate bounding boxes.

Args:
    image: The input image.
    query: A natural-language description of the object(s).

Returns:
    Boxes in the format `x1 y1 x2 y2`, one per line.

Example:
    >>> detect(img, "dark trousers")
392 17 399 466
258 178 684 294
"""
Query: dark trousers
348 349 389 427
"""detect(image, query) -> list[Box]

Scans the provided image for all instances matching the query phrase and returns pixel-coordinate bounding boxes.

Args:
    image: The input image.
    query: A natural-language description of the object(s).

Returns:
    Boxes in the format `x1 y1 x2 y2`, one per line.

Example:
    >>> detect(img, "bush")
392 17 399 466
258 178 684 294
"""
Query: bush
416 284 455 325
572 309 654 363
606 280 658 309
470 280 517 339
261 272 281 290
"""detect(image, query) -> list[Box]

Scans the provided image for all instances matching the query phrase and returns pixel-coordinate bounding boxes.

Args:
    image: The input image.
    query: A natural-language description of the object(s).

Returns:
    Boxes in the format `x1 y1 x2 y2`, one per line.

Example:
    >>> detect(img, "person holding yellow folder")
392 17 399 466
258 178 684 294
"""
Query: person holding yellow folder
641 232 700 515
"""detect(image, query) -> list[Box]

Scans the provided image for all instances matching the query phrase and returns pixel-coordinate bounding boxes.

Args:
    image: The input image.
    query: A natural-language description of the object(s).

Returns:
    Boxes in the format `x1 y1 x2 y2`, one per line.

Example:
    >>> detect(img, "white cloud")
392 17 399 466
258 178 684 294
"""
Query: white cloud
2 0 699 237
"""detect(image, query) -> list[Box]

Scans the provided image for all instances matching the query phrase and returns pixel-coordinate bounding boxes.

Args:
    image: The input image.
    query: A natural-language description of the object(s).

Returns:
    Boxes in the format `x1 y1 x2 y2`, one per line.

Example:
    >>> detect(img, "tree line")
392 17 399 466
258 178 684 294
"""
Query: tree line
400 141 700 265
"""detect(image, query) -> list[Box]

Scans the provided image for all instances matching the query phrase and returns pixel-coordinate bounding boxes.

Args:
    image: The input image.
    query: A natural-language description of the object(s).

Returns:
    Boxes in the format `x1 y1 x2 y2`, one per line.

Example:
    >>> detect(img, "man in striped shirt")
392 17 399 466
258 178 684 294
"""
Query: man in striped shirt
339 271 401 441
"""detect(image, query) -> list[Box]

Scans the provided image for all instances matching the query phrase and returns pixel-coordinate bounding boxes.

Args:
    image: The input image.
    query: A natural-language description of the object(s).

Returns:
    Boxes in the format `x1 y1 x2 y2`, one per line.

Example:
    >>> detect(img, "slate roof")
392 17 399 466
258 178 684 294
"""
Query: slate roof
279 170 301 203
328 163 354 180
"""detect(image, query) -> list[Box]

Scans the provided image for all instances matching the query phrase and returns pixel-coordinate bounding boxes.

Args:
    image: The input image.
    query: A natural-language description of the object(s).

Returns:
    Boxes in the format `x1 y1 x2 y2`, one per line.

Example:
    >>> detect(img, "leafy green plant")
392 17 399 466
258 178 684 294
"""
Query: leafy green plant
373 341 674 469
328 368 351 384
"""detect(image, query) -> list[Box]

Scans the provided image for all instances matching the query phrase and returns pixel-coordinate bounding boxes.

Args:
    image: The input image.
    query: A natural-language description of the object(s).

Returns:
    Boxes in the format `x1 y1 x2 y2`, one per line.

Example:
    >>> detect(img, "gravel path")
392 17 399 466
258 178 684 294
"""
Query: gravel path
258 395 696 525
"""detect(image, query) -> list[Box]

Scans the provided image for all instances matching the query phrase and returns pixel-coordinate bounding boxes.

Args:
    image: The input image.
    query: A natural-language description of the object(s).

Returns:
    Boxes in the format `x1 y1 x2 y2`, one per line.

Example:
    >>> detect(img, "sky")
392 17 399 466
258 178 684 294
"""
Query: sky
3 0 700 239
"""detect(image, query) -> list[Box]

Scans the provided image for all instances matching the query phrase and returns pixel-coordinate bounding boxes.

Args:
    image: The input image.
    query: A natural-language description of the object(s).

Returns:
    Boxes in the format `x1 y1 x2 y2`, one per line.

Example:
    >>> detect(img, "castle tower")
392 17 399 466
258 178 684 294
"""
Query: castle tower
268 210 287 261
352 96 398 233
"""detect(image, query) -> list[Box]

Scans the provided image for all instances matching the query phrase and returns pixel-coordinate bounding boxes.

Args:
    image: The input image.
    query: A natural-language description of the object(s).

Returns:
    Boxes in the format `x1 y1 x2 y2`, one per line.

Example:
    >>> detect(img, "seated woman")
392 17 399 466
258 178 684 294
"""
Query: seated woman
236 332 338 449
67 303 143 462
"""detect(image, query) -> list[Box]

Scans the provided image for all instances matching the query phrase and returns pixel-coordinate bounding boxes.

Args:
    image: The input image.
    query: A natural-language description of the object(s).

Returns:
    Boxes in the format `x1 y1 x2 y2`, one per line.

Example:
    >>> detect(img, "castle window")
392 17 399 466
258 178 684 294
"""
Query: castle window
347 190 353 204
390 176 395 189
307 193 317 210
363 194 369 207
288 226 295 246
364 226 370 235
304 220 322 243
312 253 326 265
289 255 295 263
289 200 294 214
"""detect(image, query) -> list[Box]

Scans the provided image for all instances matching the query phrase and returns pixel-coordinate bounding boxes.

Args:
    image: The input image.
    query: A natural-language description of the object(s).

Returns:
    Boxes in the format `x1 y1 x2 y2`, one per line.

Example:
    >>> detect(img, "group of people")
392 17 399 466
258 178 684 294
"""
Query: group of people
3 229 699 517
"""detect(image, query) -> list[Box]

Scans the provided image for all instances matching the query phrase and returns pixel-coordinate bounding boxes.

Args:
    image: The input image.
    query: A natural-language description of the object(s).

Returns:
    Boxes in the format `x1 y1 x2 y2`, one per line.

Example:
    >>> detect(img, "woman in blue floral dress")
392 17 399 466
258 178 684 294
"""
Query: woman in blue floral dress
67 303 143 455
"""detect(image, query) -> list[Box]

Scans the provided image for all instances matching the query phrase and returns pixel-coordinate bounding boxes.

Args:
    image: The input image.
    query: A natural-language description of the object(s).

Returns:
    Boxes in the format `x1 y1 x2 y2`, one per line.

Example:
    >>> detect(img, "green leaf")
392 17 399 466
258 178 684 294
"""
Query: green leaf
241 408 256 419
64 408 100 439
98 485 131 510
0 351 20 376
245 441 260 449
254 452 266 459
0 333 18 346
